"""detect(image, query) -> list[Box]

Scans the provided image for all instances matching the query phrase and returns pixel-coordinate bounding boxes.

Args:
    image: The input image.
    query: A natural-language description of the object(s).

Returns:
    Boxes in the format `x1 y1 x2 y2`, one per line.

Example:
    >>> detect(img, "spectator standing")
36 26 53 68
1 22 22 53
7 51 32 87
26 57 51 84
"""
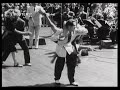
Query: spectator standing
62 7 75 25
52 4 62 28
70 3 78 16
26 3 43 49
78 5 87 20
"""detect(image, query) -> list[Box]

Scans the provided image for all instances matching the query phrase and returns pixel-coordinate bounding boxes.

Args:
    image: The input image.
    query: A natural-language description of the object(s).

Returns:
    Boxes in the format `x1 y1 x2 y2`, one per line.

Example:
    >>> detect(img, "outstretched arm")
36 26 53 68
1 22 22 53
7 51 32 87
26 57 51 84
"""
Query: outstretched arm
14 29 31 35
44 13 62 33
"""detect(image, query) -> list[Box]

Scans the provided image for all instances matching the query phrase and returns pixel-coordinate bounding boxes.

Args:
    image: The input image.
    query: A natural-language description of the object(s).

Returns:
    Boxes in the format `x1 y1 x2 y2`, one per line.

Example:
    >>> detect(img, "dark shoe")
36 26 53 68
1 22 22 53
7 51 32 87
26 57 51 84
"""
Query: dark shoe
24 63 32 66
14 63 23 67
29 46 33 49
70 82 79 86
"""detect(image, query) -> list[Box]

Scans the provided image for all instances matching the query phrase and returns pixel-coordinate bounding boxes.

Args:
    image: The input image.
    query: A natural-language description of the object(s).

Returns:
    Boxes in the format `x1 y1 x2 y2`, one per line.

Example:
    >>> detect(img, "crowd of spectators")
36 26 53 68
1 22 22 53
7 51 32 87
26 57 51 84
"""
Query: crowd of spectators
2 3 118 44
2 3 118 25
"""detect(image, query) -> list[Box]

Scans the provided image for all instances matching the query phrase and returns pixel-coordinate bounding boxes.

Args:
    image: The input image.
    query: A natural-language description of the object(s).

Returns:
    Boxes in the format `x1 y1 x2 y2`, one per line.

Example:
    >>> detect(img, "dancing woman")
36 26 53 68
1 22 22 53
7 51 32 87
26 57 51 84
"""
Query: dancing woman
2 9 32 66
2 9 22 67
39 8 88 86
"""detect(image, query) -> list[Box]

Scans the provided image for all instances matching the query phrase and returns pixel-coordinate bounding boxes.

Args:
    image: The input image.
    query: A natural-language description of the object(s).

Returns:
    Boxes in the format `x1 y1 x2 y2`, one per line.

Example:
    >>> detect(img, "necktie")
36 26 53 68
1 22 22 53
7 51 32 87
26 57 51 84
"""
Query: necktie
67 32 72 43
34 6 35 11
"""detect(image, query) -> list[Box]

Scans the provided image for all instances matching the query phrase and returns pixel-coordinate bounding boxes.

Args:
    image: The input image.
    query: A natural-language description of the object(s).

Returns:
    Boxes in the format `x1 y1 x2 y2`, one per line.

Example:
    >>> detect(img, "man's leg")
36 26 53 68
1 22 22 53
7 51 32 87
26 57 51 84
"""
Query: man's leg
34 25 40 49
110 30 117 44
18 39 31 64
29 26 34 48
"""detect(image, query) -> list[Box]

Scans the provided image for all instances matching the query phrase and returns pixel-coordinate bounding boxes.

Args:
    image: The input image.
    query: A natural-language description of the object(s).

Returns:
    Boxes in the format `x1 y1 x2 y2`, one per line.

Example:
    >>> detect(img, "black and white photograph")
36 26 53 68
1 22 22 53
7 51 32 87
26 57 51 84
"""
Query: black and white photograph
2 3 118 87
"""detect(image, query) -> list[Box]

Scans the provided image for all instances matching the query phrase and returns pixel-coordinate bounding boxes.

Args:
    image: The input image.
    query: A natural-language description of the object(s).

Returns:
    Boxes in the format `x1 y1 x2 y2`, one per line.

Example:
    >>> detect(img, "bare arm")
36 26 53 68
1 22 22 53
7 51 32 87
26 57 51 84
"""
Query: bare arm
14 29 31 35
44 13 62 33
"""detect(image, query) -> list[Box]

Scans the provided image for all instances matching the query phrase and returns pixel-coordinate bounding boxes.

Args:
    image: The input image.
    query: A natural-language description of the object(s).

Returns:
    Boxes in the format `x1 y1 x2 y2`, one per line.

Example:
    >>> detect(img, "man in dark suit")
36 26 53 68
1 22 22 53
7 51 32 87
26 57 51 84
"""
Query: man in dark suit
70 3 78 16
62 7 75 26
78 5 87 20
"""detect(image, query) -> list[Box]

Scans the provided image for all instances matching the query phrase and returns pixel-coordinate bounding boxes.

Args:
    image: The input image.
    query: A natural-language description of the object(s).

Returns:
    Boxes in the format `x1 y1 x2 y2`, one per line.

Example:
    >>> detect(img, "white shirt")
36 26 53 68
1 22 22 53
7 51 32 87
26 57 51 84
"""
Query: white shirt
50 24 88 57
26 5 43 26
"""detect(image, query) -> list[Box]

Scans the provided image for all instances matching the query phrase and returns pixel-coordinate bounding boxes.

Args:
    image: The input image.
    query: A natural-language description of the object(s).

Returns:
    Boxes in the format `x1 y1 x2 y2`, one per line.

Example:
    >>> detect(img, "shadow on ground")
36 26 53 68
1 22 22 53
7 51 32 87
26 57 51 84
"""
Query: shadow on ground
2 65 16 69
2 65 24 69
5 83 77 87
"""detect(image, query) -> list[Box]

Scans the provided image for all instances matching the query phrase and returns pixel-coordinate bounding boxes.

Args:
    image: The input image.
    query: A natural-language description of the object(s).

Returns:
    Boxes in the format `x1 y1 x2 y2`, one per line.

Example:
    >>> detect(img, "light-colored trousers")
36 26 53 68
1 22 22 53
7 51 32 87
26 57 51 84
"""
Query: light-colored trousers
29 25 41 48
